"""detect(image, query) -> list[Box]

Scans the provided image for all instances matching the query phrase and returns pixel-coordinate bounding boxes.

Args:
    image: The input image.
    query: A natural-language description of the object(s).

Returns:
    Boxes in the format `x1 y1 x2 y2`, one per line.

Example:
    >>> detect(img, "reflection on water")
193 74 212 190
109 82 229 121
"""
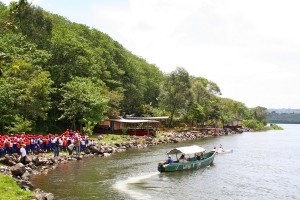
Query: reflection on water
30 124 300 200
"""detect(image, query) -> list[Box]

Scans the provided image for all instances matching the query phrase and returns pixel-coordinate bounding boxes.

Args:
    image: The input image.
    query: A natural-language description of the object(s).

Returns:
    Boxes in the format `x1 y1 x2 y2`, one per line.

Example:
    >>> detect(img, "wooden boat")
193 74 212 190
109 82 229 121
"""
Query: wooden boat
158 145 216 172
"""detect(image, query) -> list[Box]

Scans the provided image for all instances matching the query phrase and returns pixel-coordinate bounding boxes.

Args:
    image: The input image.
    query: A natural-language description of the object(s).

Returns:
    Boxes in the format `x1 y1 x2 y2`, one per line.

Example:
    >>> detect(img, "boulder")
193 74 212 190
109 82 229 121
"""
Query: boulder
34 189 55 200
21 171 31 181
34 156 48 166
103 153 111 157
89 146 101 154
25 155 33 164
17 179 33 190
11 163 26 177
84 148 91 154
3 154 17 166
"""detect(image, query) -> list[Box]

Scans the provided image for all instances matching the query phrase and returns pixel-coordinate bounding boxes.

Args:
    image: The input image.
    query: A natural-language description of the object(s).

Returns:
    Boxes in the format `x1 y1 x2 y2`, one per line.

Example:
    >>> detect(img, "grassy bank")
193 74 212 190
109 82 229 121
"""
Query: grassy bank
0 174 33 200
90 133 169 146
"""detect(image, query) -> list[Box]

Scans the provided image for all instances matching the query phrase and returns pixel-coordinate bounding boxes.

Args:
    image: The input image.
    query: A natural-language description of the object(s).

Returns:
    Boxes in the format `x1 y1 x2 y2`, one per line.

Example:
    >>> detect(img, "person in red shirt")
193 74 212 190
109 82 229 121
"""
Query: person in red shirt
44 138 49 152
63 138 67 151
0 140 4 157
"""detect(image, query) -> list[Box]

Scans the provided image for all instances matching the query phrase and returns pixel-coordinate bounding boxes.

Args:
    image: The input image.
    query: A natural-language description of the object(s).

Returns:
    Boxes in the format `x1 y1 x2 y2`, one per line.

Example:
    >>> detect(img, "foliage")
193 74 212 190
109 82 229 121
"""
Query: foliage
159 67 193 126
218 98 250 124
121 128 128 135
0 2 271 134
5 115 32 133
182 102 205 128
93 134 131 145
250 106 268 125
267 112 300 124
58 77 109 131
0 77 22 133
269 123 283 130
242 119 267 131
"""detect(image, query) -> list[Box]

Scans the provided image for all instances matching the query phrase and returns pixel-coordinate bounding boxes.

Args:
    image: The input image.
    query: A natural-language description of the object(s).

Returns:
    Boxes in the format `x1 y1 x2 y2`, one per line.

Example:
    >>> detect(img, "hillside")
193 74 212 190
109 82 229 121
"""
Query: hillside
268 108 300 114
267 109 300 124
0 1 271 134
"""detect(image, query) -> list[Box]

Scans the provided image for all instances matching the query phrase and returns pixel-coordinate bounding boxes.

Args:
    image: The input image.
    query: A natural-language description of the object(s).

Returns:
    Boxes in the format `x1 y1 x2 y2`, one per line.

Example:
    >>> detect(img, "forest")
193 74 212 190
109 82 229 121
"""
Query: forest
0 0 268 134
267 111 300 124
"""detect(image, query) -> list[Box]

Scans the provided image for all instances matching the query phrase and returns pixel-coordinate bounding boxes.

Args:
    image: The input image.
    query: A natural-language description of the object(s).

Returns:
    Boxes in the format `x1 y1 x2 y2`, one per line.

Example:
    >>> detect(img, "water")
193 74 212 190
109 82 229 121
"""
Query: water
30 124 300 200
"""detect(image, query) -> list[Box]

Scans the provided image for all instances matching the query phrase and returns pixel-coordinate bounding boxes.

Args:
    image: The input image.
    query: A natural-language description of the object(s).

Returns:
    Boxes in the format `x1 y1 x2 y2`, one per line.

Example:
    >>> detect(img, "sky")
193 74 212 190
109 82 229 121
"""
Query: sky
2 0 300 109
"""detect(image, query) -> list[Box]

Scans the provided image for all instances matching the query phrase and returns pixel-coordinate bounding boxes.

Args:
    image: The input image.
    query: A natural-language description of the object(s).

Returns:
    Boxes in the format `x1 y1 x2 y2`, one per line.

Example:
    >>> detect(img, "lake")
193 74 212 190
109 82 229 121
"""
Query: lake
30 124 300 200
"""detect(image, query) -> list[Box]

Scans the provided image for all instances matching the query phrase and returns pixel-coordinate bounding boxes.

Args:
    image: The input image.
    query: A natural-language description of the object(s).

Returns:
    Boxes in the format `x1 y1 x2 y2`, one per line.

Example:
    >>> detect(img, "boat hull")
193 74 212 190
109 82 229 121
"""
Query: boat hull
158 151 216 172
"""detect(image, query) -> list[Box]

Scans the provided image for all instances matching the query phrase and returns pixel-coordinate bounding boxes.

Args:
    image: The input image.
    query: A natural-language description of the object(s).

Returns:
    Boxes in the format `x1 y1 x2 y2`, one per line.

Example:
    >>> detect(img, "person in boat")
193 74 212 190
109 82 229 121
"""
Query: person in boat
167 155 173 164
196 152 204 160
179 154 187 163
218 144 224 153
213 146 217 151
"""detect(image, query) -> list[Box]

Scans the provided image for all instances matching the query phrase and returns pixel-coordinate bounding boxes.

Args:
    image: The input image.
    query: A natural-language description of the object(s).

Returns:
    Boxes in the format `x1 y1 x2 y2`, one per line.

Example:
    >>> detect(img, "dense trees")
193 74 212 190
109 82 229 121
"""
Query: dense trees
159 67 193 126
0 1 269 134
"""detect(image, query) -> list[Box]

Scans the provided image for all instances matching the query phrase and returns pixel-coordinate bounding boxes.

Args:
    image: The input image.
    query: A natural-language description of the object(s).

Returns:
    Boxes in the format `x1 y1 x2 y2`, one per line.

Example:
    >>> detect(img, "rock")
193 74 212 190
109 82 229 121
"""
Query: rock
25 155 33 164
25 167 32 173
11 163 26 177
103 153 111 157
17 179 33 190
84 148 90 154
28 162 37 170
34 189 55 200
34 156 48 166
21 171 31 181
89 146 101 154
76 157 82 160
44 193 55 200
3 154 17 166
114 143 121 147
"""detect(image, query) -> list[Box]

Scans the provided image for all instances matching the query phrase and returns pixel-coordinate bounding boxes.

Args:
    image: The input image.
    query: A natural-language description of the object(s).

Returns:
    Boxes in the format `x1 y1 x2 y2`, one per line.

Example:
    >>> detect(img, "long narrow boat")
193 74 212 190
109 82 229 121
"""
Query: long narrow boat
158 145 216 172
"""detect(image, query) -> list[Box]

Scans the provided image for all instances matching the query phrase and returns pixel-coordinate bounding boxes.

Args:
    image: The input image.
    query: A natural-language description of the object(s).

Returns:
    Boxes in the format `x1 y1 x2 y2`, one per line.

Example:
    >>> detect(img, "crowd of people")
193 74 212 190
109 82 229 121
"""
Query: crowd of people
0 129 98 161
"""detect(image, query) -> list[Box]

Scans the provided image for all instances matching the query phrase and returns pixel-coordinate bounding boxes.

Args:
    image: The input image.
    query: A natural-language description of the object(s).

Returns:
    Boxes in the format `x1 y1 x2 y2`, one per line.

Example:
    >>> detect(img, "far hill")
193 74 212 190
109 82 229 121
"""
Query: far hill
267 109 300 124
268 108 300 114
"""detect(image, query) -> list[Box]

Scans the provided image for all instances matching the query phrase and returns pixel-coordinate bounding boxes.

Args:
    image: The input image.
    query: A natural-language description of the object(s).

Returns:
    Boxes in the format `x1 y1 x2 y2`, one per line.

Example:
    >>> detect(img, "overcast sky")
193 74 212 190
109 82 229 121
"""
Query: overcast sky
3 0 300 109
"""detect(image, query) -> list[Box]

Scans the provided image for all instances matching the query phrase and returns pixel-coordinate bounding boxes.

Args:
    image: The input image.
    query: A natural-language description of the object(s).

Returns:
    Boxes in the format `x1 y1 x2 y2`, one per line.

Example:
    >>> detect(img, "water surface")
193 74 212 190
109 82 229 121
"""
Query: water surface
30 124 300 200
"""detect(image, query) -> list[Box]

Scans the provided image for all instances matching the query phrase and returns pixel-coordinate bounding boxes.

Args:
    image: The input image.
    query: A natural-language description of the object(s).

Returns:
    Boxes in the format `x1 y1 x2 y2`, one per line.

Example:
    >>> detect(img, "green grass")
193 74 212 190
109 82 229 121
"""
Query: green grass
90 134 132 145
0 174 34 200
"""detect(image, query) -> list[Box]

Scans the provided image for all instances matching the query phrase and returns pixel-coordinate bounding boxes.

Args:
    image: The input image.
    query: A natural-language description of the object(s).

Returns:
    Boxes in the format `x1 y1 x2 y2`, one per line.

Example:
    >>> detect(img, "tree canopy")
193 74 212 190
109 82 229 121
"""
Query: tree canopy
0 0 268 134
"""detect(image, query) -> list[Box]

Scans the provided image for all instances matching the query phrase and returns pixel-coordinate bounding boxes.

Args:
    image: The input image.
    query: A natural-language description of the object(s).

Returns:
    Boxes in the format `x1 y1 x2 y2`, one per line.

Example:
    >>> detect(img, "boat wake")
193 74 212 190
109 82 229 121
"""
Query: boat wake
113 172 160 200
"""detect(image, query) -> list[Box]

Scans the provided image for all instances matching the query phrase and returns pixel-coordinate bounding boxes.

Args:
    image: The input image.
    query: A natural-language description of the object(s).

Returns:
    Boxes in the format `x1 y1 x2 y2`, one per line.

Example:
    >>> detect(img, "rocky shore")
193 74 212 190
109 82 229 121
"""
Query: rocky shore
0 128 247 199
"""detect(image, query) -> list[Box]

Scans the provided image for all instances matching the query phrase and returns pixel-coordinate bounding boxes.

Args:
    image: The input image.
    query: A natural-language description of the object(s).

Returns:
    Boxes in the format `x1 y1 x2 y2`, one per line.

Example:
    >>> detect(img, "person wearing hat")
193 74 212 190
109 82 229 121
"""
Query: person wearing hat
167 155 173 164
20 144 27 164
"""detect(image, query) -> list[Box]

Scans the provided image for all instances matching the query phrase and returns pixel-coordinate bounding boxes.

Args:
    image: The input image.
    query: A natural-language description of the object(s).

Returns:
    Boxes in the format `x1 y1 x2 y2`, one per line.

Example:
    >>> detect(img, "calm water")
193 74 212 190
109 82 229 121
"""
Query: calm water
30 124 300 200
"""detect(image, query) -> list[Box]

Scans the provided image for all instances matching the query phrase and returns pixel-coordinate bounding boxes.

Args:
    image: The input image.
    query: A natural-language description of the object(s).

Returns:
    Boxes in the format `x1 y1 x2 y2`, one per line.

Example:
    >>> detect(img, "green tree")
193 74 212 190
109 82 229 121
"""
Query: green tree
0 77 22 133
191 77 221 105
218 98 249 125
251 106 268 125
159 67 193 126
58 77 109 132
183 102 205 129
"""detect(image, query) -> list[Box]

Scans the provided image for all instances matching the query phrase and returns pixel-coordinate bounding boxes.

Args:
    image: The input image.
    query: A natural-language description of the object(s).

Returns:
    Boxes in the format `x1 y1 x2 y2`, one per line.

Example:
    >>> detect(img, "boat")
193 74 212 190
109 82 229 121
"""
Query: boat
157 145 216 172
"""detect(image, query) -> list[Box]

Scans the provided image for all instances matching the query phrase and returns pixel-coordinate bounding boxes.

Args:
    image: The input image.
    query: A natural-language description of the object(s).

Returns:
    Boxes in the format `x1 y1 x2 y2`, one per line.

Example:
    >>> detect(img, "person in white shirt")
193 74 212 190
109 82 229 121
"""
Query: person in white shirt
20 144 26 164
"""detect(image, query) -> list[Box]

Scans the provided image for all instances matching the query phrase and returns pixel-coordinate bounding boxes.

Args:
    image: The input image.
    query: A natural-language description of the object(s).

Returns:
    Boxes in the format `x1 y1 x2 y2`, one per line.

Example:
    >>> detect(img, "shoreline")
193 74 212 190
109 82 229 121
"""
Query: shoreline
0 128 247 199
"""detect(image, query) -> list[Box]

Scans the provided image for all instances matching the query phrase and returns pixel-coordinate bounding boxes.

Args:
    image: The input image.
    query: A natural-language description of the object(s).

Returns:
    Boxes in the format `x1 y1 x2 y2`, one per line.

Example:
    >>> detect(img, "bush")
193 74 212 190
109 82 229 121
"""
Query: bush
243 119 267 131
